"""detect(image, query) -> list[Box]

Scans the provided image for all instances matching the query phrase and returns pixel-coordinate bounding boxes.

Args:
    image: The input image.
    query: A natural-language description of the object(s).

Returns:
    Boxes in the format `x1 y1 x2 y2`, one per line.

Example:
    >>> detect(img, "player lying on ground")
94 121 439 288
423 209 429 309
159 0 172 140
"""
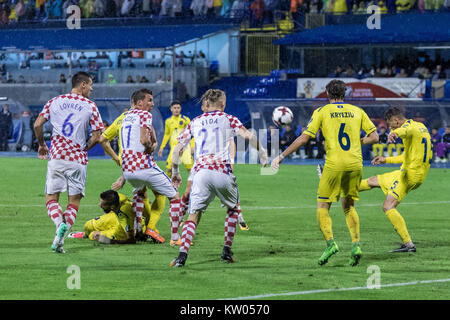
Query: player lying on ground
169 89 268 267
34 71 104 253
80 190 150 244
358 107 432 252
271 80 379 266
99 89 166 243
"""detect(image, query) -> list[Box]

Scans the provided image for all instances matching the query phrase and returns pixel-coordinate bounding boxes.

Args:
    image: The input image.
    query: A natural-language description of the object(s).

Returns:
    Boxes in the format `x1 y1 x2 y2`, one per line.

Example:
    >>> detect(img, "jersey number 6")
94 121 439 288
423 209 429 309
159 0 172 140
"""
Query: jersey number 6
338 123 351 151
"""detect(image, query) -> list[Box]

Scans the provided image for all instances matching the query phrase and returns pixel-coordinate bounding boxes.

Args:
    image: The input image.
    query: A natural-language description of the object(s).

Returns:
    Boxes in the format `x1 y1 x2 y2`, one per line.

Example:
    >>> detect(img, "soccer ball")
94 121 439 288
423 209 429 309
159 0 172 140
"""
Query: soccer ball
272 106 294 127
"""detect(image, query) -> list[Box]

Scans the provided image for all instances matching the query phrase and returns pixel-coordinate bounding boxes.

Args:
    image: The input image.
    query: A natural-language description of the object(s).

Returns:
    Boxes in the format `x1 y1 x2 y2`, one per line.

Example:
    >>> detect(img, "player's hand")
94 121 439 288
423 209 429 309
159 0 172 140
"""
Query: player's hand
260 151 269 168
172 173 182 189
37 144 49 160
158 149 163 157
271 155 282 170
111 175 126 191
388 132 398 144
113 157 120 167
372 156 386 165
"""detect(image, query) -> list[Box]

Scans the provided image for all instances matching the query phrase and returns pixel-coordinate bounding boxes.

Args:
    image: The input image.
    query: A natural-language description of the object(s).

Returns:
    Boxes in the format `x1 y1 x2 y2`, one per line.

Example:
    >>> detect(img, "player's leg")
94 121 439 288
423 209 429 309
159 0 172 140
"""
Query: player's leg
170 170 214 267
214 172 241 262
383 194 415 252
341 196 362 266
359 175 380 192
170 210 202 267
145 191 166 243
236 203 249 231
165 149 173 178
316 167 341 265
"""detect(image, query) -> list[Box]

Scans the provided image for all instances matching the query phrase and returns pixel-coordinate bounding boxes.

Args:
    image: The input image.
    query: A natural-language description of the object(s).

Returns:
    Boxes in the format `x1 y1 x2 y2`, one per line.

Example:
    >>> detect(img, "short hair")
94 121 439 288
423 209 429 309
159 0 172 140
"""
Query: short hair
326 80 347 100
71 71 92 89
100 190 120 209
132 88 152 106
201 89 226 105
384 107 406 121
170 100 181 107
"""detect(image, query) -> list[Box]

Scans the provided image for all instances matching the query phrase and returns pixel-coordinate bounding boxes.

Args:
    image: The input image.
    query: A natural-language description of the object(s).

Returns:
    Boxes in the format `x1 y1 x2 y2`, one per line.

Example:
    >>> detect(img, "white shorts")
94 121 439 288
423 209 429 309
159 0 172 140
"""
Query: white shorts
45 159 87 197
189 169 239 214
123 166 177 198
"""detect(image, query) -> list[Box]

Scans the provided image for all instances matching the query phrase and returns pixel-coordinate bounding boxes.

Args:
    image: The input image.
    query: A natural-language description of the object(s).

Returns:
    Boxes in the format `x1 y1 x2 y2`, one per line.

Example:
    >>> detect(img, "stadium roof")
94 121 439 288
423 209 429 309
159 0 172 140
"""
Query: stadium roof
274 12 450 47
0 24 235 52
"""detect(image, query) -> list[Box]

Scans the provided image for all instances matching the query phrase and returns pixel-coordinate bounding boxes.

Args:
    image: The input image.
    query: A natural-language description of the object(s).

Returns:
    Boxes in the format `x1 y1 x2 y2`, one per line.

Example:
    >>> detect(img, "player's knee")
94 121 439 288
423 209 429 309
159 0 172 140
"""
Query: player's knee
382 202 393 213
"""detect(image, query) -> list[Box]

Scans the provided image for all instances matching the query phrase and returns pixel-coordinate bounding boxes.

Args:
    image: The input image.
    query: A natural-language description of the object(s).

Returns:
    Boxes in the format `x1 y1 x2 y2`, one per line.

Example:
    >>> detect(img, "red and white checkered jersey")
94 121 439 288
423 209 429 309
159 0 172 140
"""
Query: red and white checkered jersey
39 93 104 165
177 110 243 175
120 109 157 173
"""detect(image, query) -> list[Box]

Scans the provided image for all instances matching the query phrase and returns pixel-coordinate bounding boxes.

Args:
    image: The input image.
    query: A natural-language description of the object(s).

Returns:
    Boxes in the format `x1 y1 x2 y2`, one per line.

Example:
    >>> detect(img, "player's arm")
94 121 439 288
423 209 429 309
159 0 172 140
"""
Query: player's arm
372 153 404 165
171 141 185 188
86 130 102 150
140 126 155 154
237 127 268 167
150 125 158 154
99 135 120 166
361 112 379 145
158 119 171 156
86 104 105 150
33 115 49 160
271 133 311 170
361 130 379 145
229 138 236 171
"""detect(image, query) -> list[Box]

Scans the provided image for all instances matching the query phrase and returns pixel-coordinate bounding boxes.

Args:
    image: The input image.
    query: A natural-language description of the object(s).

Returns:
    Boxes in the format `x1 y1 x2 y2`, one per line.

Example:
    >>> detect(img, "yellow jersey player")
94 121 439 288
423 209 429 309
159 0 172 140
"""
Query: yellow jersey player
359 107 432 252
83 190 148 244
158 100 194 177
99 90 166 244
271 80 379 266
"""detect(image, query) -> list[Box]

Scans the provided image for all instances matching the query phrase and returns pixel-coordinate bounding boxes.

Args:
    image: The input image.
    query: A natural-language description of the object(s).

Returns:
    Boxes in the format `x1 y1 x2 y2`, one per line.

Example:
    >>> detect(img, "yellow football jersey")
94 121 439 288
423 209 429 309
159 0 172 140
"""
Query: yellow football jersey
102 111 127 164
386 119 432 174
304 103 376 171
160 114 192 150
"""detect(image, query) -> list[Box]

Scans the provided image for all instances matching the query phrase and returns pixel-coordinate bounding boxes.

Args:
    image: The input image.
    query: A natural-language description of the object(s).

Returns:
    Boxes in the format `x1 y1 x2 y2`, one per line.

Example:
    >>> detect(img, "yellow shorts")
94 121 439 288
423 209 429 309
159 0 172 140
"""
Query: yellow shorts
317 167 362 202
379 169 425 202
84 212 128 241
166 146 194 170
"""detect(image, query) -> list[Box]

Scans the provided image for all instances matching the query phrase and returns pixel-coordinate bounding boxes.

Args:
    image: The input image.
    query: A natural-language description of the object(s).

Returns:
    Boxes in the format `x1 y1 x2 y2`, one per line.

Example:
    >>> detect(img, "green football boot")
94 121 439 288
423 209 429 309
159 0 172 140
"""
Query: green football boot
318 240 339 266
349 243 362 266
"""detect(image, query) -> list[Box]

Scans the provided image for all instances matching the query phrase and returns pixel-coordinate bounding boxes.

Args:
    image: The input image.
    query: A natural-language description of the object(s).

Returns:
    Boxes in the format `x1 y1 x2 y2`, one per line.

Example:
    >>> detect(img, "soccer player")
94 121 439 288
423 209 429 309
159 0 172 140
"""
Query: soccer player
118 89 180 241
83 190 148 244
359 107 432 252
33 71 104 253
271 80 379 266
99 90 166 243
169 89 268 267
158 100 194 178
169 102 249 247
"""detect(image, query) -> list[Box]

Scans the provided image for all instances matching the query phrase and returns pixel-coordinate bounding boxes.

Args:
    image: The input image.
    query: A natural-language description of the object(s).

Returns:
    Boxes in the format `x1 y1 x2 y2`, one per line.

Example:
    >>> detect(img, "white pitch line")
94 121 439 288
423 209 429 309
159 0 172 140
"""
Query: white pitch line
223 278 450 300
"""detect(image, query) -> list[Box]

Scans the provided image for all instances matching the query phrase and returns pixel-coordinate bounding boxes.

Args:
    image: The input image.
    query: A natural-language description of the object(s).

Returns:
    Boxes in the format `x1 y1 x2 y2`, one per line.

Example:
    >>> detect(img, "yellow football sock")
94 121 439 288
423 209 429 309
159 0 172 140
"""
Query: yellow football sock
166 170 172 179
385 208 411 244
147 195 166 233
359 179 371 191
317 208 333 241
344 206 360 243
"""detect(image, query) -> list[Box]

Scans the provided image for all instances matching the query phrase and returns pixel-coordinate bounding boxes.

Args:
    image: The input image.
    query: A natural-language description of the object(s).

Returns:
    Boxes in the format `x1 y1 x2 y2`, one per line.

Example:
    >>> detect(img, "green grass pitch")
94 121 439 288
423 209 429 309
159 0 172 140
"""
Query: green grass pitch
0 157 449 300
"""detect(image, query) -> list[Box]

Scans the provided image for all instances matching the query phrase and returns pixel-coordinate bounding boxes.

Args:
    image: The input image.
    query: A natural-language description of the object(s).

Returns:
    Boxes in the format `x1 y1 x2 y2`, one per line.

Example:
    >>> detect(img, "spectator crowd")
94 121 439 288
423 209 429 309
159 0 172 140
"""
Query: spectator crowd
329 54 450 80
0 0 449 26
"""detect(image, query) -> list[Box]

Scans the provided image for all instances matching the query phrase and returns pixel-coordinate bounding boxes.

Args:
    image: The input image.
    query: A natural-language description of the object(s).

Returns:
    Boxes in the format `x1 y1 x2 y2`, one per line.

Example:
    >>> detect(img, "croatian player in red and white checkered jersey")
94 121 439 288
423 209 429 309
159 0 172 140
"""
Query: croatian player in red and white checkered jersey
119 89 178 239
33 72 104 253
169 89 269 267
